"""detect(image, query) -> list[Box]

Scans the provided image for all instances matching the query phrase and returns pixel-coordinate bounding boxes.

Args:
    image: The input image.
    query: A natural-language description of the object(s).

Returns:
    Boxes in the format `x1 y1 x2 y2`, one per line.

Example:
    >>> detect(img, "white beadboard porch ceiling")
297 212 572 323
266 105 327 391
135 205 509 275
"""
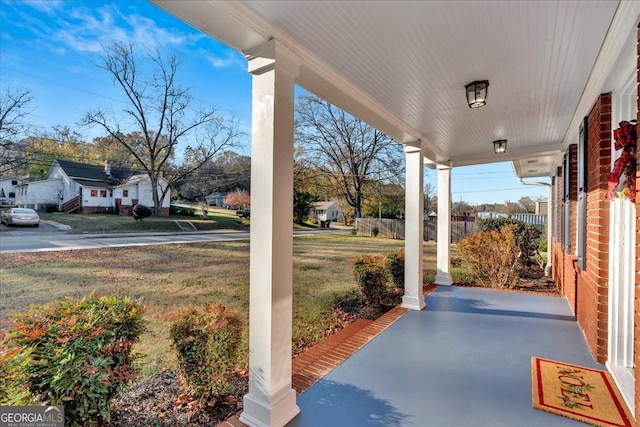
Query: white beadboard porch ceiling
151 0 627 177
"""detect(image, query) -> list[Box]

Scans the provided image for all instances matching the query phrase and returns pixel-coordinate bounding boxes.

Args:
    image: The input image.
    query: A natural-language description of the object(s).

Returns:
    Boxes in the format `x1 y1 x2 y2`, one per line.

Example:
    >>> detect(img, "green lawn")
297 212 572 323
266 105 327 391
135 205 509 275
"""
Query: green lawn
0 235 466 376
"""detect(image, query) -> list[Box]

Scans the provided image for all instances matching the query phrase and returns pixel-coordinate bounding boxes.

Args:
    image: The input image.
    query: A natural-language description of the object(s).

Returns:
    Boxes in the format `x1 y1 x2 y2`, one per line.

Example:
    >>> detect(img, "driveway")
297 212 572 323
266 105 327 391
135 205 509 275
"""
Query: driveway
0 221 59 234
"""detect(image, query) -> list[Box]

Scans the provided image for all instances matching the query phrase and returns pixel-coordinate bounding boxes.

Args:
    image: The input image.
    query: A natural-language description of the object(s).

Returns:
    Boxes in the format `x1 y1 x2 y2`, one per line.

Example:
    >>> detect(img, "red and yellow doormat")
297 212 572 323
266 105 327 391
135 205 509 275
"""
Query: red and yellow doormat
531 357 633 427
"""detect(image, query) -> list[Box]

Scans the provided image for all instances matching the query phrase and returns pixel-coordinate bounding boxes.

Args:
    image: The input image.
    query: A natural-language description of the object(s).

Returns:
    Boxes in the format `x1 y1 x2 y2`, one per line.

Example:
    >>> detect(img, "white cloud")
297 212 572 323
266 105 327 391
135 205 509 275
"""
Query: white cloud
25 0 64 15
205 51 246 70
48 2 202 54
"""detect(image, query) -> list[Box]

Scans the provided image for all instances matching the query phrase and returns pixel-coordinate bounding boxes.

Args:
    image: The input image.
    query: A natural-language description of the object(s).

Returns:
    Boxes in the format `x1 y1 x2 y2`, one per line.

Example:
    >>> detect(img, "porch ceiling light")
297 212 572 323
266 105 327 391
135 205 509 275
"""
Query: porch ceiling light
465 80 489 108
493 139 507 154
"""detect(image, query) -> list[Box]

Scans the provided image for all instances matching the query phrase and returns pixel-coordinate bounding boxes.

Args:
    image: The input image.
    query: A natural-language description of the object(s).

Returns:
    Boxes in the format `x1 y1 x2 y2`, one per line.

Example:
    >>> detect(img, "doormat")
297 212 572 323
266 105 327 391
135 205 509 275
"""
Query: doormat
531 357 633 427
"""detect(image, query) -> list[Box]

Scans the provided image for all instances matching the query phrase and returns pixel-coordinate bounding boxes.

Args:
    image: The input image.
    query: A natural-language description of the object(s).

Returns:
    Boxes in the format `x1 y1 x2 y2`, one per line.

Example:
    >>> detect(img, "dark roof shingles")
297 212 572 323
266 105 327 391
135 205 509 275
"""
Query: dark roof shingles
55 159 133 182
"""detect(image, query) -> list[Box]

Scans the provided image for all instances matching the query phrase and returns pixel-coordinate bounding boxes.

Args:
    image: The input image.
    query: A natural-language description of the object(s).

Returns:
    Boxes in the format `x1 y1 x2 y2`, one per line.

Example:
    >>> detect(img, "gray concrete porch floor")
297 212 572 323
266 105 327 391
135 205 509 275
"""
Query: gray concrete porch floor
288 286 600 427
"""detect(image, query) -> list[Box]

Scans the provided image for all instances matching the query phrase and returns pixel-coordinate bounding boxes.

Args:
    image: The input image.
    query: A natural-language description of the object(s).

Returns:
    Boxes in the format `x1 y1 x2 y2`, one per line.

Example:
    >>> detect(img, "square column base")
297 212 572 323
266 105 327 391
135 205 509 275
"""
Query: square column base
434 271 452 286
240 389 300 427
401 295 426 310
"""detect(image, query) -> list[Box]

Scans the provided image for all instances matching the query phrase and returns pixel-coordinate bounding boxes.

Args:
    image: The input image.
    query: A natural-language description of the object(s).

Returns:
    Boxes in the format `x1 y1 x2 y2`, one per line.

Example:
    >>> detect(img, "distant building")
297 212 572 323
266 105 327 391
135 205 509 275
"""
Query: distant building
535 200 548 215
477 212 508 220
205 192 230 207
15 159 170 215
311 201 341 222
0 176 28 204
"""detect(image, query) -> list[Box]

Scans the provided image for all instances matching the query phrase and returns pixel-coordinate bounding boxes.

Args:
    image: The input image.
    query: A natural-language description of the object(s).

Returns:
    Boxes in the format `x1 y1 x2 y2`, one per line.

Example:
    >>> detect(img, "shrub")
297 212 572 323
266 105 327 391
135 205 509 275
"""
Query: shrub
170 205 196 217
386 251 404 289
538 227 548 253
351 254 388 309
456 227 520 288
372 226 379 237
1 294 145 427
170 304 242 401
132 204 153 220
43 204 60 213
478 218 541 267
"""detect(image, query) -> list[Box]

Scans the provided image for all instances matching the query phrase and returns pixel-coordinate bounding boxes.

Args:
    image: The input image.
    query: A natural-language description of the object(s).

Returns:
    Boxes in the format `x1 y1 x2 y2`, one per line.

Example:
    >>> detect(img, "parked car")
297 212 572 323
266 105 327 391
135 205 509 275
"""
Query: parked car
236 208 251 218
1 208 40 227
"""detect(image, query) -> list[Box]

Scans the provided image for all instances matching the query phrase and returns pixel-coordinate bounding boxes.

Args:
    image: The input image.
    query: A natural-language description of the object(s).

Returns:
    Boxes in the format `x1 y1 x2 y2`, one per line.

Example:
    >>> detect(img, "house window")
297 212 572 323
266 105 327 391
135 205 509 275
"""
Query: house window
100 190 107 198
123 190 129 197
90 189 98 197
8 192 15 198
576 117 587 270
11 180 17 185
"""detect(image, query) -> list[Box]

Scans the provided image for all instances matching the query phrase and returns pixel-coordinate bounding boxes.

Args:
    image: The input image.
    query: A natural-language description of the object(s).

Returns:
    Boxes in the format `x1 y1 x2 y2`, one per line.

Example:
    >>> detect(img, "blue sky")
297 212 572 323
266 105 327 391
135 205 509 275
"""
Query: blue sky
1 0 549 206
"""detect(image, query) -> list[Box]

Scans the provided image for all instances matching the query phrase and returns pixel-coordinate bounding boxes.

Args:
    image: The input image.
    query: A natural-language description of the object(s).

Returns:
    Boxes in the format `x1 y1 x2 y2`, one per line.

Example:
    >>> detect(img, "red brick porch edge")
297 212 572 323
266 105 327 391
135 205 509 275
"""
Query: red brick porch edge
218 284 438 427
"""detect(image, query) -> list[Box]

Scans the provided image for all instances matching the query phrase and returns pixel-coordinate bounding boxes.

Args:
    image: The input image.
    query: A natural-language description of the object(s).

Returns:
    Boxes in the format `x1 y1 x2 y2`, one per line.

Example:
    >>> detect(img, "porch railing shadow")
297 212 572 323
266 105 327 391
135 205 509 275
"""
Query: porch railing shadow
289 379 410 427
426 290 576 322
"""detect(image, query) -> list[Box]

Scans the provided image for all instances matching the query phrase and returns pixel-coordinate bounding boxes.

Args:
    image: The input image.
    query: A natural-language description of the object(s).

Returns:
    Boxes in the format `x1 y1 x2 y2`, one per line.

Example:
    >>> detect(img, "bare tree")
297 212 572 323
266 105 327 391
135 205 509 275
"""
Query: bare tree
82 42 241 215
177 151 251 201
295 94 403 218
424 182 436 214
518 196 535 213
0 87 33 175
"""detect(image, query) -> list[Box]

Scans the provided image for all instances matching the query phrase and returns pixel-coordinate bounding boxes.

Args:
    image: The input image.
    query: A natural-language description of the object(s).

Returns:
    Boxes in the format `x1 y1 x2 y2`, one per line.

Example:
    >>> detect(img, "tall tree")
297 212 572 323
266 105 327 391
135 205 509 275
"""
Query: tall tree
295 94 403 218
0 87 33 176
177 151 251 201
424 182 436 214
21 126 93 179
88 134 139 170
518 196 535 213
363 182 404 218
81 42 240 215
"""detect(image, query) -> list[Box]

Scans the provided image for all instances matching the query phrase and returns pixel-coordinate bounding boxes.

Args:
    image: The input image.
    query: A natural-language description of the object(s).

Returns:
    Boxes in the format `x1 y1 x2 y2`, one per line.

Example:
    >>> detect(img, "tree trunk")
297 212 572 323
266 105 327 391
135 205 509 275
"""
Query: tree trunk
150 174 161 216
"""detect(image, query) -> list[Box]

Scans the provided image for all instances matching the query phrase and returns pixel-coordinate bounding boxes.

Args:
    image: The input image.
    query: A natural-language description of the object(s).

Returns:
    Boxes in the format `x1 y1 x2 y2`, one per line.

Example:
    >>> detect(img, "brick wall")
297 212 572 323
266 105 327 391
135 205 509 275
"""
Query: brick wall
81 206 116 215
581 93 611 362
552 94 612 363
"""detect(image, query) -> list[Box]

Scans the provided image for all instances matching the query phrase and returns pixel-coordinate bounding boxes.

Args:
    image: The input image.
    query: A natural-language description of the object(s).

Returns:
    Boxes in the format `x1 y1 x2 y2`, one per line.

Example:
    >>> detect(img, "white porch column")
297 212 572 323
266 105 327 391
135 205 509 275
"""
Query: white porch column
402 141 426 310
240 40 300 427
435 165 452 285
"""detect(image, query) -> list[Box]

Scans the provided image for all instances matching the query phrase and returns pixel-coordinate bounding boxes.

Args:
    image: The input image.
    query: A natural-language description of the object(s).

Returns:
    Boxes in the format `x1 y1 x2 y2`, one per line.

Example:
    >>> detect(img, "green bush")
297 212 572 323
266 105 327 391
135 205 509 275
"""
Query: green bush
372 226 379 237
132 204 153 220
170 304 242 400
456 227 520 288
478 218 541 267
1 294 146 427
386 251 404 289
351 254 388 309
169 205 196 216
538 226 548 253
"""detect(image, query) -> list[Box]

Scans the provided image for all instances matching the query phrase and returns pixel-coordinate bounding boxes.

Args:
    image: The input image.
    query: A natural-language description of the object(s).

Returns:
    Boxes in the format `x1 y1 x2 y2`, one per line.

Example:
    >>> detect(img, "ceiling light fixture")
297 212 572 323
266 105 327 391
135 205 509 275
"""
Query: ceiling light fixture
493 139 507 154
465 80 489 108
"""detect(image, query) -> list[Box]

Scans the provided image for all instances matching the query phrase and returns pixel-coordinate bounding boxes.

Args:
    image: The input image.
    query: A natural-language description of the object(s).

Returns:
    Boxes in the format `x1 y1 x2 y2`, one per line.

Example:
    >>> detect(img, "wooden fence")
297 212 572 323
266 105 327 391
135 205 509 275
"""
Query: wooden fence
355 218 479 243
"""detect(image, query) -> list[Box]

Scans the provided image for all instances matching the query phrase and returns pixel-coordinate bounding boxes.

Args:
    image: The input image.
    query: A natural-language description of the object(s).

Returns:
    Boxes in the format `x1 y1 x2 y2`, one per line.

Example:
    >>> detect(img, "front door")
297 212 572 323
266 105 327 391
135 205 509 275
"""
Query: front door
607 69 636 413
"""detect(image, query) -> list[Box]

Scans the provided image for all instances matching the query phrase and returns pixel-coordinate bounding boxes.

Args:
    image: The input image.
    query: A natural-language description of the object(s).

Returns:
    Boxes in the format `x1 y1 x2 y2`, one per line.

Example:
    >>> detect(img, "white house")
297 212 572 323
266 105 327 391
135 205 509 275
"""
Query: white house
0 176 28 204
205 191 230 207
15 179 62 210
310 201 340 222
17 159 170 216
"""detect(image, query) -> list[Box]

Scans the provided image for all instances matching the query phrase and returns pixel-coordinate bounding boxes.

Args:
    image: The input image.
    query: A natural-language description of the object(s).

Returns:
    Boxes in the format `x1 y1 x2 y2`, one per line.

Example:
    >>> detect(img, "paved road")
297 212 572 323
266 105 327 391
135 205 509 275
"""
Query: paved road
0 224 346 254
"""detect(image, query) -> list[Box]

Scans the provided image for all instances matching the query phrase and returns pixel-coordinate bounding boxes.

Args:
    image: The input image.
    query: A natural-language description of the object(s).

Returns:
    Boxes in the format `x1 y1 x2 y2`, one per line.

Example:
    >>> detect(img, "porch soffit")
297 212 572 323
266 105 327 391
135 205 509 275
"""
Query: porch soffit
151 0 624 172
